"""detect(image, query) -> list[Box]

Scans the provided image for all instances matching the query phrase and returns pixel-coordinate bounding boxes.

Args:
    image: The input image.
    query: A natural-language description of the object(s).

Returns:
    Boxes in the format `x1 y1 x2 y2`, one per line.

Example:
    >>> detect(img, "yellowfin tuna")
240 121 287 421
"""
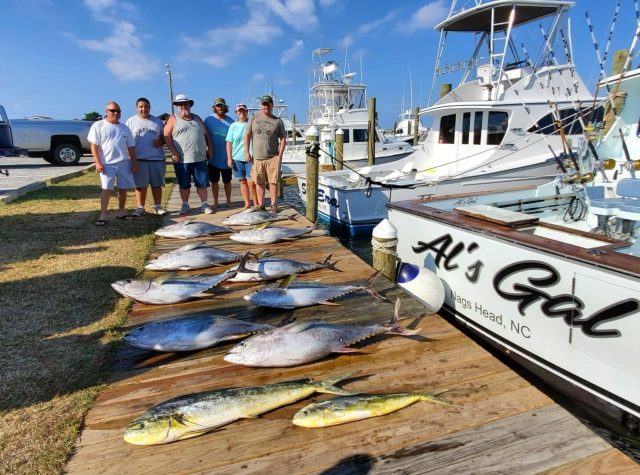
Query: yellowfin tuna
292 390 456 427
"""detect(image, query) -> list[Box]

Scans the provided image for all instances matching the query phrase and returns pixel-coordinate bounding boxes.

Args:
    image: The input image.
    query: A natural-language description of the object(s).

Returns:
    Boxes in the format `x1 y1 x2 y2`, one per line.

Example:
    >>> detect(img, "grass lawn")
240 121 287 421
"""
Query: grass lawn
0 169 173 474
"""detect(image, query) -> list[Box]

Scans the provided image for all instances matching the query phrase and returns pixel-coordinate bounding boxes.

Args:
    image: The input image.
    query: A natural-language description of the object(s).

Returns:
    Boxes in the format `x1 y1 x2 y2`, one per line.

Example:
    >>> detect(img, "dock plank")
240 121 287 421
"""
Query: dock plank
66 186 636 473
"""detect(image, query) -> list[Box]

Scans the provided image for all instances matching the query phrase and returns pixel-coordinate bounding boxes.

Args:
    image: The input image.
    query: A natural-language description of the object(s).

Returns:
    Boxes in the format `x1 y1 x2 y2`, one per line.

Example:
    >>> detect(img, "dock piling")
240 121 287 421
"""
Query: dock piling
335 128 344 171
368 97 376 166
372 219 398 281
305 126 319 223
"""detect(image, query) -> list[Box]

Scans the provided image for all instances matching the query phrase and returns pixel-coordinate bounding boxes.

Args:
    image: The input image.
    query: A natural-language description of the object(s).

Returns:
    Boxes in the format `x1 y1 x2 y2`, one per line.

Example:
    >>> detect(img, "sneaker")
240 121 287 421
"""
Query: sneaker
253 205 266 212
132 207 145 218
180 203 191 215
202 203 213 214
270 204 278 213
154 206 167 216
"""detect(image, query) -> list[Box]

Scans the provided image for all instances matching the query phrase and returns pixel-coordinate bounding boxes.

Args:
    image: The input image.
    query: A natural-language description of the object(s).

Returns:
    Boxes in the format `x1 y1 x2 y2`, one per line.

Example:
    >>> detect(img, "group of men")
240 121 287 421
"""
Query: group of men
89 93 286 226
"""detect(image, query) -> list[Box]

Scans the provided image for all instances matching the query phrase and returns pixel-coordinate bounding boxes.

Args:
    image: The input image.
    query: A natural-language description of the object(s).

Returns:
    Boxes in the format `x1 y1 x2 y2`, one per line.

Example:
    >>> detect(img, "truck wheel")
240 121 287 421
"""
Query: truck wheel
52 143 81 165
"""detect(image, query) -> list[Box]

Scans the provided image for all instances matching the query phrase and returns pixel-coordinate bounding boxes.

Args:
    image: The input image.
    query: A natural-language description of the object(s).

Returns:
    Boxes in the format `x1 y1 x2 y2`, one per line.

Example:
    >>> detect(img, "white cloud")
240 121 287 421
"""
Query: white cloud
180 2 284 68
77 20 161 80
255 0 318 31
405 0 448 33
253 73 265 81
356 10 397 35
280 40 304 65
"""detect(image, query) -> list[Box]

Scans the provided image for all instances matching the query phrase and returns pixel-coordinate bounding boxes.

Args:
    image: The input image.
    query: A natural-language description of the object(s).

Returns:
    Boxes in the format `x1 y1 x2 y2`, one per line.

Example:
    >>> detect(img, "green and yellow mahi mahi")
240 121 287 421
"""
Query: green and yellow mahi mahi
124 374 354 445
292 390 456 428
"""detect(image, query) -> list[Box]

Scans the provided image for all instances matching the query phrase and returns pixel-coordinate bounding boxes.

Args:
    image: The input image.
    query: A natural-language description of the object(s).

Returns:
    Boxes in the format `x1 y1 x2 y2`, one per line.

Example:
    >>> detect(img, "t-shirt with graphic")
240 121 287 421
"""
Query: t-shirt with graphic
204 114 234 168
125 115 165 160
87 120 135 165
247 113 285 160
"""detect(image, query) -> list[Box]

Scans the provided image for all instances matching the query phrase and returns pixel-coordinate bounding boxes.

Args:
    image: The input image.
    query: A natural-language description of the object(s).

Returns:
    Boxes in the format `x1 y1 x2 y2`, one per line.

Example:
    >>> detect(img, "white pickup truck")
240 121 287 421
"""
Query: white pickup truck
0 105 27 157
10 115 93 166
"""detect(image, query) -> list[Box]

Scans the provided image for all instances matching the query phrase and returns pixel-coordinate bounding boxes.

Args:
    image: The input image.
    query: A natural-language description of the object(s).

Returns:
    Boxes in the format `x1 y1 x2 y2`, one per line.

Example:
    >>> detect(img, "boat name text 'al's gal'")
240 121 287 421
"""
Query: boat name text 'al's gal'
412 234 639 338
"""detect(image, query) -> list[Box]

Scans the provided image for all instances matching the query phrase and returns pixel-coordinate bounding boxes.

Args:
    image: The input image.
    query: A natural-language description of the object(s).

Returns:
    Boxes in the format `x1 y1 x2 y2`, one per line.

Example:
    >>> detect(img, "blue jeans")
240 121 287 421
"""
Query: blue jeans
232 160 253 180
173 161 209 189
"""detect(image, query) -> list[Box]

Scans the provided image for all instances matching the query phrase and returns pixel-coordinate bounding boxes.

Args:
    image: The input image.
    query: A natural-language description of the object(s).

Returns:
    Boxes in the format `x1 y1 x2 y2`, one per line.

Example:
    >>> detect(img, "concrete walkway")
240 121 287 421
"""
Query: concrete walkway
0 155 95 203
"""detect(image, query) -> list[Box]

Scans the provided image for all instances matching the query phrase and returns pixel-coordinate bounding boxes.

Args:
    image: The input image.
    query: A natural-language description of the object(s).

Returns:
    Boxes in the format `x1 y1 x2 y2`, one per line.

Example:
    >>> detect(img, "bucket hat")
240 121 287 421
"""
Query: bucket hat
173 94 194 106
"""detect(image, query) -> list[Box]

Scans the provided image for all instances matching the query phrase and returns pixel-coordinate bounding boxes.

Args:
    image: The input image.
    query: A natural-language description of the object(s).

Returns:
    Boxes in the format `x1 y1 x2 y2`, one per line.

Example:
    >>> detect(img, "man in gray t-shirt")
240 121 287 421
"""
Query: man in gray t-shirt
244 95 286 212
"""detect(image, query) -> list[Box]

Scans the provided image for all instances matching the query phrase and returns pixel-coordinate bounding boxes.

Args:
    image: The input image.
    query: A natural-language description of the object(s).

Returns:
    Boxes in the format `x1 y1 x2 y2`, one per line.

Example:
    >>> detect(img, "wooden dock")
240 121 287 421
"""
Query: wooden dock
66 186 638 474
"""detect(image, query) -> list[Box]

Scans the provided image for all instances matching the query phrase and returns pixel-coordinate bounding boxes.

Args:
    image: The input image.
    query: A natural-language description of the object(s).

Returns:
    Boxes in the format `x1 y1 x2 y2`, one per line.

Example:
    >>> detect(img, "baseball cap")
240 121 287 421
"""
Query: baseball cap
235 103 248 112
261 95 274 104
214 97 226 106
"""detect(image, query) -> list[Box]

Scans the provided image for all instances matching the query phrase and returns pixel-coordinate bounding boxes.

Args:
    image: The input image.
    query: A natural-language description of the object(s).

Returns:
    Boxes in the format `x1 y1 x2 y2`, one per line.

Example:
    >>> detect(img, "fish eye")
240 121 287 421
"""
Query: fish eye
129 422 146 430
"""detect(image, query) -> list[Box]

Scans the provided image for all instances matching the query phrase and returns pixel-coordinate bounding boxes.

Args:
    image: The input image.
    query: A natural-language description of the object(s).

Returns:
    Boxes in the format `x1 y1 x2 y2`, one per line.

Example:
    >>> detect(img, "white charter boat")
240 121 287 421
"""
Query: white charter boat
391 108 429 144
281 48 413 175
297 0 599 236
388 59 640 434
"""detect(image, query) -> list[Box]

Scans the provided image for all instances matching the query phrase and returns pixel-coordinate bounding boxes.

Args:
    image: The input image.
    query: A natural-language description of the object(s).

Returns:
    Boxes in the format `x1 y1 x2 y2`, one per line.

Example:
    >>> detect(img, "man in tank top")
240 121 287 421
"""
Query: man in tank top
163 94 214 215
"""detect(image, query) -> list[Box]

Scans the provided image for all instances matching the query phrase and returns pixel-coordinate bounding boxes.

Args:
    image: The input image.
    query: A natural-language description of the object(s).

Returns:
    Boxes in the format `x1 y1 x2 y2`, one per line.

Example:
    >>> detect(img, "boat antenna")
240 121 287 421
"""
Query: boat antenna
408 66 413 111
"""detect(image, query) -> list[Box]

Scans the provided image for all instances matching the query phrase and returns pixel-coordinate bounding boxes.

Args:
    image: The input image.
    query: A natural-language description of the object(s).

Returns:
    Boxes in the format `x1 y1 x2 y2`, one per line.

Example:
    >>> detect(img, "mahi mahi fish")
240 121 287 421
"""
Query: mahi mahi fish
222 208 286 226
292 390 456 427
155 219 233 239
145 242 243 271
227 252 339 282
123 374 356 445
112 255 247 304
124 314 274 352
224 298 415 367
243 272 386 309
229 222 315 245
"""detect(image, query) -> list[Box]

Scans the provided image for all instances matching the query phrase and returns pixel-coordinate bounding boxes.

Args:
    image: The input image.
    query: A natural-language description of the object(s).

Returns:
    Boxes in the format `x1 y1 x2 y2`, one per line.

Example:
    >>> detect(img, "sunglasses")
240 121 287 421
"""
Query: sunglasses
107 109 121 113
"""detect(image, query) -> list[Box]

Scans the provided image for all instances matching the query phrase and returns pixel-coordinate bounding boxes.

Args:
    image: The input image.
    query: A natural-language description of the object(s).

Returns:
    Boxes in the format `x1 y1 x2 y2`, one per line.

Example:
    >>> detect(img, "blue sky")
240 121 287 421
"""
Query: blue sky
1 0 637 128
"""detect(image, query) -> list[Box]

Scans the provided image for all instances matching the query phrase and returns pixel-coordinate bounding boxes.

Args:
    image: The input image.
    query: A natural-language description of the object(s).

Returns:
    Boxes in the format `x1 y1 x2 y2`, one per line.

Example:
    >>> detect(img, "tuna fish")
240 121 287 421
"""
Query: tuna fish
222 208 287 226
243 272 386 309
292 390 456 427
229 223 316 245
228 252 339 282
145 242 243 271
224 298 414 367
112 254 248 304
123 373 355 445
123 314 275 352
155 219 233 239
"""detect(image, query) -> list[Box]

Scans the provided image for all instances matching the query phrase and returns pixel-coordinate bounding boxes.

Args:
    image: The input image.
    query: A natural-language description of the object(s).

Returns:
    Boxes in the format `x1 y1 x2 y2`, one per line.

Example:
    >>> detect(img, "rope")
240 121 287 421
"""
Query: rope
371 237 398 257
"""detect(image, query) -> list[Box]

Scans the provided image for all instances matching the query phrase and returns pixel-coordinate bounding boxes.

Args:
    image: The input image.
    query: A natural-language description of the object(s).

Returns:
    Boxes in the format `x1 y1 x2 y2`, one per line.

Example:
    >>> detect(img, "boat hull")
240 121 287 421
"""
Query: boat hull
298 159 559 236
388 202 640 427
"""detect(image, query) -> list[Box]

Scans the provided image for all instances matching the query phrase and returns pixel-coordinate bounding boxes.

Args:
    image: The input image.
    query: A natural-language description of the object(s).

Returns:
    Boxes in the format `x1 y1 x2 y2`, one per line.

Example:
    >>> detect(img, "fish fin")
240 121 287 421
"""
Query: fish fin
181 218 197 226
237 252 259 274
287 213 298 221
153 273 175 284
254 222 271 230
384 298 421 335
177 241 205 252
280 320 318 333
278 274 298 289
319 300 341 306
275 315 296 327
317 372 358 396
417 389 459 407
332 347 360 354
364 271 389 302
319 254 342 272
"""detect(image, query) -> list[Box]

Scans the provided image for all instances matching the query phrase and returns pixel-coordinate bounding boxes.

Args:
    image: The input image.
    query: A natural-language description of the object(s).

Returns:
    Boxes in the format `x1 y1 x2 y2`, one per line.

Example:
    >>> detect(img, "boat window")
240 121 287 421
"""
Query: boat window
487 111 508 145
462 112 471 144
353 129 368 142
439 114 456 144
342 129 350 143
473 112 482 144
528 107 604 136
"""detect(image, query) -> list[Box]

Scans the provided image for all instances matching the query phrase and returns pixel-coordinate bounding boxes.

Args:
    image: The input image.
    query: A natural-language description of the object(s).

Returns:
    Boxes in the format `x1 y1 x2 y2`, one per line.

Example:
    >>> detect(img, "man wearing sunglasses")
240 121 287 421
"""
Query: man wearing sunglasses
88 101 138 226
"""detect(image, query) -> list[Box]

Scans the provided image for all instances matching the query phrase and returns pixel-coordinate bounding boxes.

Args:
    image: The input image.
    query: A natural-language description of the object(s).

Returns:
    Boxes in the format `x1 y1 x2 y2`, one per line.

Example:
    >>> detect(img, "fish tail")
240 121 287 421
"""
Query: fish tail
364 271 389 302
386 298 420 335
417 389 458 407
316 373 358 395
320 254 342 272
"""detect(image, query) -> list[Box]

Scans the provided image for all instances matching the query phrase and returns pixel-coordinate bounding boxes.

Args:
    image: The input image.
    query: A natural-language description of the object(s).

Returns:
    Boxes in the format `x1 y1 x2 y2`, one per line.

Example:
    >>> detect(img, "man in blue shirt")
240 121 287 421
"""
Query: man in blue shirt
204 97 234 208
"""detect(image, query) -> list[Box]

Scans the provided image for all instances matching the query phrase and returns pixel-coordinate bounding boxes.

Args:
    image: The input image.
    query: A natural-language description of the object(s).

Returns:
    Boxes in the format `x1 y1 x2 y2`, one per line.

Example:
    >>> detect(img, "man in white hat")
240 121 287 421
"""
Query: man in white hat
163 94 214 215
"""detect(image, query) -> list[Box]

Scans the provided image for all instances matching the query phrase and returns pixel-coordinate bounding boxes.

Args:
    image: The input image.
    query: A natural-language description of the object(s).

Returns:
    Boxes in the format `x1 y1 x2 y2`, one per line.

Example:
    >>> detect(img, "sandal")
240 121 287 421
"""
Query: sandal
116 214 134 220
94 219 107 226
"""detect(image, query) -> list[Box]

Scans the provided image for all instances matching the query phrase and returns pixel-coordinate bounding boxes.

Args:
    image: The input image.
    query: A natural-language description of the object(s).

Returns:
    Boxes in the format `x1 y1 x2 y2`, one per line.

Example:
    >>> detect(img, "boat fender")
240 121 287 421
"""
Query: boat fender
397 263 444 314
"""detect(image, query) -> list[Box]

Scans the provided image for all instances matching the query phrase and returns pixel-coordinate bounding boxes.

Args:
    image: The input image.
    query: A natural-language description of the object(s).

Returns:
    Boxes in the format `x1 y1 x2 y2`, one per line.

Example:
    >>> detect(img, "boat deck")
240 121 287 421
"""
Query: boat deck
66 187 638 474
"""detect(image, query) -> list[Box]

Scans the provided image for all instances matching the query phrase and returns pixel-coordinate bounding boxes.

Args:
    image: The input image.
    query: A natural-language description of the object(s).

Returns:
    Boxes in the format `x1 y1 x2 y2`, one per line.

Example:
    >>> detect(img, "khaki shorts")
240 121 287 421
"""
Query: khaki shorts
251 156 281 185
